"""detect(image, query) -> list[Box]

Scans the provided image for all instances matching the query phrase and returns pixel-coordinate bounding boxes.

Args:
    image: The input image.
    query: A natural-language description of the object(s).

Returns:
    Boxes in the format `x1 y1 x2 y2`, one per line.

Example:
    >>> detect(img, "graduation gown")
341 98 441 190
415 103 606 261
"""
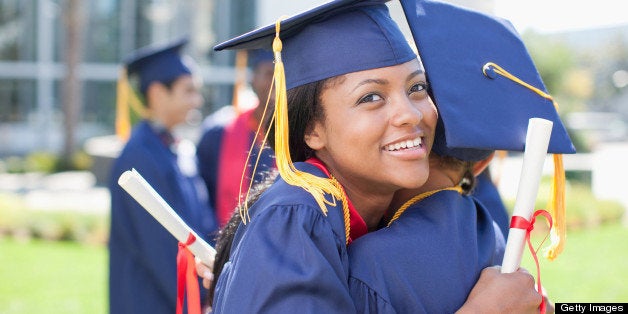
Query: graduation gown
211 162 358 314
473 170 510 237
109 120 218 314
348 190 505 314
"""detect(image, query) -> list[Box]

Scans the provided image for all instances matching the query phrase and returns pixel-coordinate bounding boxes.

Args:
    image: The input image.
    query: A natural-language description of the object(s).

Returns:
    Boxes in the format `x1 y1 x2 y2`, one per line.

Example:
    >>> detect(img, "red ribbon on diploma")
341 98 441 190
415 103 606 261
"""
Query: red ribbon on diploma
176 233 201 314
510 210 553 314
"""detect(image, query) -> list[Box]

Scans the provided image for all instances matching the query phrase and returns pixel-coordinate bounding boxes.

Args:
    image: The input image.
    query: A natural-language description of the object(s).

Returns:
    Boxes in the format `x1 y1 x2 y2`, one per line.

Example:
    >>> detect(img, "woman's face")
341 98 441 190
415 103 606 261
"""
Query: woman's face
306 59 437 196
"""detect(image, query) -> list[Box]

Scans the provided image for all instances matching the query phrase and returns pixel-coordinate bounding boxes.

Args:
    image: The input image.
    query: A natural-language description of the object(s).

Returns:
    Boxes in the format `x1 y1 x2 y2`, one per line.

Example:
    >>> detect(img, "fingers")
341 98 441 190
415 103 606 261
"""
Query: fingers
195 257 214 289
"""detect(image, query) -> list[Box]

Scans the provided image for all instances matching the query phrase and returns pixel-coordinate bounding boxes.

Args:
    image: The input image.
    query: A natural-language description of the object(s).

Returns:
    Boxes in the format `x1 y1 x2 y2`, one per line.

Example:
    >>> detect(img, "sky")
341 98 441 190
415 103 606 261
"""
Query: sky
494 0 628 33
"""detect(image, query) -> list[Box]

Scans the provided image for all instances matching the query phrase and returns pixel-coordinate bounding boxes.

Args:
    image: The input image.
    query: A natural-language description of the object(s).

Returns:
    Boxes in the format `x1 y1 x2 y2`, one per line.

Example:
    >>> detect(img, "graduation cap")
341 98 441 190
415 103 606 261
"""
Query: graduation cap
213 0 416 227
124 37 192 94
215 0 415 89
399 0 574 259
115 37 193 140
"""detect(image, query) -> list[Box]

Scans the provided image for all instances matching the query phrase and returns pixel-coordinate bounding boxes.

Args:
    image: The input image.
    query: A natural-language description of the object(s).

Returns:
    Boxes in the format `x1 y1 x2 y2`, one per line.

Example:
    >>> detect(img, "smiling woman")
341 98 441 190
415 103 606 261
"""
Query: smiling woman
204 1 435 312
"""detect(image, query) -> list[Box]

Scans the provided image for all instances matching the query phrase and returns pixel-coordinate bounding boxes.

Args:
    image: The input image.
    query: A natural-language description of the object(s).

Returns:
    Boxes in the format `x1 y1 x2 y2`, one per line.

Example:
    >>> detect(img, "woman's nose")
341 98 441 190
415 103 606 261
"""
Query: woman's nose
390 96 423 127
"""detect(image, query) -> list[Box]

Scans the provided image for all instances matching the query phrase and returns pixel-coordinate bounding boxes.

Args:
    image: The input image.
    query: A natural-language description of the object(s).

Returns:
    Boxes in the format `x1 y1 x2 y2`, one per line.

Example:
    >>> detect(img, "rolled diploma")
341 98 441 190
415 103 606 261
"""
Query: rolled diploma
118 168 216 268
501 118 553 273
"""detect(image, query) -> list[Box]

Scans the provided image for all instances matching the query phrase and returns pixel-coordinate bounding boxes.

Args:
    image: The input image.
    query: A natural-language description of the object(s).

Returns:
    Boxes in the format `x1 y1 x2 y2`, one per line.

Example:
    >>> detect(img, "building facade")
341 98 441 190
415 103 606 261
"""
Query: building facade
0 0 490 157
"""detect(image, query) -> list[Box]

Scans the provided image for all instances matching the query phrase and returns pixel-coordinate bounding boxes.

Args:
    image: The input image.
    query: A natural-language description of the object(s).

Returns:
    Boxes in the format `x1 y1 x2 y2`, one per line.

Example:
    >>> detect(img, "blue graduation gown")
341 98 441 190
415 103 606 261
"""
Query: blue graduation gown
109 120 218 314
473 170 510 236
348 190 505 314
196 114 275 210
211 162 357 313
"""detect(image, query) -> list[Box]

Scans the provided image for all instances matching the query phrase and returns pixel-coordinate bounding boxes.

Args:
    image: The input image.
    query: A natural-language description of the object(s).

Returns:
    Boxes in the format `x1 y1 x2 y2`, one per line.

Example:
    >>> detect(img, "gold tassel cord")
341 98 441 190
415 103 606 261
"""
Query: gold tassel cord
239 18 348 225
115 67 148 141
238 72 276 223
115 68 131 140
483 62 567 260
387 186 463 227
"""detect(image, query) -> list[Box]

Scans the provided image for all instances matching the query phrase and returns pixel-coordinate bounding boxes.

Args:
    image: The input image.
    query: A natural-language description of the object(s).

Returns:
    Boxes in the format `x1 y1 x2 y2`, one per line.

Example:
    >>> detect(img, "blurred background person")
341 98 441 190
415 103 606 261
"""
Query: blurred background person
196 49 276 227
108 37 218 314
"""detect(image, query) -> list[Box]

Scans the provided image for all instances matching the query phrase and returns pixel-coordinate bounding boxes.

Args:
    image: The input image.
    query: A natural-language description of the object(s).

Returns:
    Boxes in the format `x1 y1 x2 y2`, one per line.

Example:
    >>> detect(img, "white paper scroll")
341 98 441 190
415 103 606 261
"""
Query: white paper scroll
118 168 216 268
501 118 553 273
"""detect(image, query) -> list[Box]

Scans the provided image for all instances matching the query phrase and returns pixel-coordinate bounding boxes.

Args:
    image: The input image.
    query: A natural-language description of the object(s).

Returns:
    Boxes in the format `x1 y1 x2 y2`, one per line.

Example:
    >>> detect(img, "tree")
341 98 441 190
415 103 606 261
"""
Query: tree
60 0 85 170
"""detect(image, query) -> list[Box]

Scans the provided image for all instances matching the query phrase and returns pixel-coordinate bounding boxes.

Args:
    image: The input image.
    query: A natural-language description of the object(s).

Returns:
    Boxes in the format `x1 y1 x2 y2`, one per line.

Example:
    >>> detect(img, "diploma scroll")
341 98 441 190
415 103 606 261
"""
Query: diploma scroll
118 168 216 268
501 118 553 273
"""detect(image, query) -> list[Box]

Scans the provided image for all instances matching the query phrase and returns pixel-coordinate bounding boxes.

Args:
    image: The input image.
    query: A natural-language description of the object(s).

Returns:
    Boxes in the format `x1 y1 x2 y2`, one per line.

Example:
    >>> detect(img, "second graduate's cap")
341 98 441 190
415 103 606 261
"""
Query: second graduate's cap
214 0 416 89
124 37 192 94
400 0 574 263
400 0 575 161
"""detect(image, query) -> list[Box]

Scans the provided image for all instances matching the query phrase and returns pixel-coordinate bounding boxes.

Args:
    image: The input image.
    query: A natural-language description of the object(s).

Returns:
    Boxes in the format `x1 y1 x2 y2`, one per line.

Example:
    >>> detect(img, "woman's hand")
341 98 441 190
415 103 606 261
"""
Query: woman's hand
195 257 214 289
457 266 543 314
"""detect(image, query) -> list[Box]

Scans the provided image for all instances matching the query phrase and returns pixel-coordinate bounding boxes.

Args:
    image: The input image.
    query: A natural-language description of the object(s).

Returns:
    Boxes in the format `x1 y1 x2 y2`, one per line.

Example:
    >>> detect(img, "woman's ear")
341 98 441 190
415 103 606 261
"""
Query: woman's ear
304 121 325 150
472 152 495 177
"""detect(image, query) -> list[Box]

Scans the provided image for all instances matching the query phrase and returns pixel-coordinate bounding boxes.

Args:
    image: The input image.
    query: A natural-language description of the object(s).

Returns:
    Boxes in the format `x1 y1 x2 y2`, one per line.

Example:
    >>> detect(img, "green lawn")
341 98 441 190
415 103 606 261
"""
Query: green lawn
0 223 626 313
0 239 107 314
521 222 628 302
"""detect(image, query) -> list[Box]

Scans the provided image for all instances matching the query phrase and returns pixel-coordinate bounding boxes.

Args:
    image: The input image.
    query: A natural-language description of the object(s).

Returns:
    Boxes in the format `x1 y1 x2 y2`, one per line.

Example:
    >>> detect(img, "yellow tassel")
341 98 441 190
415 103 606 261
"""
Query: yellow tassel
115 68 132 140
238 18 347 225
115 67 147 141
544 153 566 260
238 75 275 222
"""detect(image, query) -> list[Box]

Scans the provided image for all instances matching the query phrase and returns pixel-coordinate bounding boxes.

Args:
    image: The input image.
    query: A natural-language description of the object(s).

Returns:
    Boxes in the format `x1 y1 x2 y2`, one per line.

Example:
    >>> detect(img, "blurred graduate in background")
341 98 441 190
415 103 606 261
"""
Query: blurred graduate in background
196 49 276 228
108 37 218 314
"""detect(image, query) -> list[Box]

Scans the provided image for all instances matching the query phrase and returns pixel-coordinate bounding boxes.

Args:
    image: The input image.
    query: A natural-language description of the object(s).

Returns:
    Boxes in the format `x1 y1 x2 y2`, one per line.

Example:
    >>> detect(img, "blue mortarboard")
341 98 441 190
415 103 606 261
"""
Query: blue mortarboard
400 0 575 161
124 37 192 94
214 0 416 89
212 0 417 224
401 0 574 263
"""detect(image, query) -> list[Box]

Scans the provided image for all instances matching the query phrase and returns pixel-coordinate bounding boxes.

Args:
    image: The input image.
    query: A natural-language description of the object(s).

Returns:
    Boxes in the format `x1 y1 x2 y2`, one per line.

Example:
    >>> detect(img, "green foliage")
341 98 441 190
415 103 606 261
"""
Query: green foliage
25 152 58 172
0 150 94 174
4 156 27 173
522 31 575 97
54 150 94 172
0 195 109 245
504 180 625 230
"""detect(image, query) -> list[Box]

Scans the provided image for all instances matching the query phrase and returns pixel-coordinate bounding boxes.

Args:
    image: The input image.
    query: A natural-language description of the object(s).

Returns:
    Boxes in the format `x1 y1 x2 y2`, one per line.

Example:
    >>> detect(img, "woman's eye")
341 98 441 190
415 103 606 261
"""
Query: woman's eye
358 93 383 104
409 82 428 94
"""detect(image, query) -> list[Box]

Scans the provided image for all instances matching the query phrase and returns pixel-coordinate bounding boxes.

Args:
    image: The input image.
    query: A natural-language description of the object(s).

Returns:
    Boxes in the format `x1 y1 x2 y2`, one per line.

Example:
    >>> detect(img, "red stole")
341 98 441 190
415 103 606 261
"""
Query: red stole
216 108 257 227
305 157 368 243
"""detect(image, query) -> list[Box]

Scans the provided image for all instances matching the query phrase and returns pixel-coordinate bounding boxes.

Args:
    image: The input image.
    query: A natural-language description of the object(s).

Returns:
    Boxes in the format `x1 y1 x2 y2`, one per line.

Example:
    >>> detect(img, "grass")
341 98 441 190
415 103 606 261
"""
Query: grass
521 222 628 302
0 238 107 314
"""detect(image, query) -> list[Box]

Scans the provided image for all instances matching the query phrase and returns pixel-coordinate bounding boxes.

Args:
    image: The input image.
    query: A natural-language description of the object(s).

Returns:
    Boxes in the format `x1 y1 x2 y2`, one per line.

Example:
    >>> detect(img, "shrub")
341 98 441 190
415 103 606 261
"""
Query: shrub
0 195 109 245
504 180 625 230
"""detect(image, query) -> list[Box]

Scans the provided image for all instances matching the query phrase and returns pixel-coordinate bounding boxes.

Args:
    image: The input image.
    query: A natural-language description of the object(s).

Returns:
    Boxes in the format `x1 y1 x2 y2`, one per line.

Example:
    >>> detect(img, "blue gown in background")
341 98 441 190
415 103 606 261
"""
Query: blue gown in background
109 120 218 314
348 190 505 314
473 170 510 237
211 162 357 314
196 110 275 210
